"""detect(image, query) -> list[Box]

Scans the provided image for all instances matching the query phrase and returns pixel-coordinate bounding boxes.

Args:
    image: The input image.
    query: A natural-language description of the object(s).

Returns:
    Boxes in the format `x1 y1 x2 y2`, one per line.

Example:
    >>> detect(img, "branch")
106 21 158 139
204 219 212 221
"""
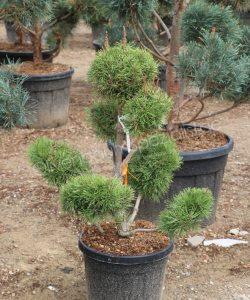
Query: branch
180 93 211 124
42 11 73 32
43 34 62 61
137 21 163 57
131 16 174 66
152 9 171 40
14 21 35 37
182 98 205 124
127 194 142 226
194 102 239 121
130 228 158 234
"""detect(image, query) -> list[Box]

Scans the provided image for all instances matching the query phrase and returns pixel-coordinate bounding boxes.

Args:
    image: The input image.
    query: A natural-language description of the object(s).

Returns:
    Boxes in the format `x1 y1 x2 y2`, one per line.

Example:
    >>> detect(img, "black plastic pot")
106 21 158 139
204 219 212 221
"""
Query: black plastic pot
22 67 74 129
79 233 173 300
137 125 233 226
108 125 233 226
0 49 54 64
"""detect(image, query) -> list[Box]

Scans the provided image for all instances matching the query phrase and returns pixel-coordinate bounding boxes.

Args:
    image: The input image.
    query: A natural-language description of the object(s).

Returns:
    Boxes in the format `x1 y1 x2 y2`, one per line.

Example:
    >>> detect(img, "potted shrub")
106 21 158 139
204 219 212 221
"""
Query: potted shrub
0 0 81 63
94 0 249 224
0 0 86 128
28 108 213 300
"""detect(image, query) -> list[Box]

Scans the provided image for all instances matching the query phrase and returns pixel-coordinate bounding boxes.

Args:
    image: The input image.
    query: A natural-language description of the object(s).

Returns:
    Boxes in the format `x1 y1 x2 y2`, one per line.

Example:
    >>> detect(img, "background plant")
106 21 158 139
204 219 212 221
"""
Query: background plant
0 69 30 129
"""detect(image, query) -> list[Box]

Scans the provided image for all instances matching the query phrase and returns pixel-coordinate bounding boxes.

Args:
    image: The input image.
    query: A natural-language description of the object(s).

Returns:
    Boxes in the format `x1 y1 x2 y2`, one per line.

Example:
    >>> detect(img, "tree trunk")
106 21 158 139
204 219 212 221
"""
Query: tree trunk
167 0 185 131
113 122 124 178
32 22 43 65
16 27 25 46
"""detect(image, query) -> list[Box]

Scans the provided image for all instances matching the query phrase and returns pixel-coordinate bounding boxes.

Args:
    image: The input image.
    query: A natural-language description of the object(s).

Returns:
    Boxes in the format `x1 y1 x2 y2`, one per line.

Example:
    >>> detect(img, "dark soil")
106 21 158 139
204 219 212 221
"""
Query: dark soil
15 62 70 75
172 128 228 152
82 220 169 256
0 42 48 52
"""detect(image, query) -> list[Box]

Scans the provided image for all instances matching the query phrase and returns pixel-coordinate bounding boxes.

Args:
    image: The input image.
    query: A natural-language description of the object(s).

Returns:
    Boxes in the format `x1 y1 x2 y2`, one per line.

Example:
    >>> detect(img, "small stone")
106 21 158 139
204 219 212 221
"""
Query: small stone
229 229 240 235
187 236 205 247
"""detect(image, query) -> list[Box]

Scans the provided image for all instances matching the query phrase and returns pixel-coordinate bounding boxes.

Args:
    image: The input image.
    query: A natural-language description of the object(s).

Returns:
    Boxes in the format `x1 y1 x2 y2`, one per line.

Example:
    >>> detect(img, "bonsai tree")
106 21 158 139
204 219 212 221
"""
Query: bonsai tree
0 0 84 64
28 43 213 237
28 43 213 299
94 0 249 131
87 40 173 177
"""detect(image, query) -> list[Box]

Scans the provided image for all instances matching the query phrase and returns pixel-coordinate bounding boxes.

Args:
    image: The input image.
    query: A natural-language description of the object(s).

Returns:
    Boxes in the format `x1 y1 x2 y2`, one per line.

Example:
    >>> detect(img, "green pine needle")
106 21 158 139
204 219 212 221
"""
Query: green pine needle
28 137 91 187
60 174 134 223
128 134 182 201
159 188 213 238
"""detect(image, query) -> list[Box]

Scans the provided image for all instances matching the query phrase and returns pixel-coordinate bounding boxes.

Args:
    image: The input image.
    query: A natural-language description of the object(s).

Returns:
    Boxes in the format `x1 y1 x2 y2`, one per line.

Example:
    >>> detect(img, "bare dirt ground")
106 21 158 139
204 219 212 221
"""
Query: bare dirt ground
0 22 249 300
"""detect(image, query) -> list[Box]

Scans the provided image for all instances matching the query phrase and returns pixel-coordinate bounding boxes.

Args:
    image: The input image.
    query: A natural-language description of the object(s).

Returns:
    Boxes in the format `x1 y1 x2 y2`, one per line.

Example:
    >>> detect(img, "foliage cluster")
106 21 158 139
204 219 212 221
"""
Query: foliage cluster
181 0 242 44
159 188 213 237
0 70 30 129
29 137 91 187
60 174 134 223
177 31 250 101
128 134 182 201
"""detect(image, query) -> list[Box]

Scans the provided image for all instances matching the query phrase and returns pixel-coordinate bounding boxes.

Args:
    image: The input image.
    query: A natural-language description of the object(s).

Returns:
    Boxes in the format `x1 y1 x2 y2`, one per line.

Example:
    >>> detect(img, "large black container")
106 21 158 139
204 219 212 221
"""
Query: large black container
0 49 54 64
22 68 74 129
138 125 233 226
79 234 173 300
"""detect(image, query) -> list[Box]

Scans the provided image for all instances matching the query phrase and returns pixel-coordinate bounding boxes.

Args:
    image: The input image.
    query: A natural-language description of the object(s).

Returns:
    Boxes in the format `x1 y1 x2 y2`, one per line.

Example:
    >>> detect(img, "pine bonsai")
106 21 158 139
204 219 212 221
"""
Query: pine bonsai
29 43 213 240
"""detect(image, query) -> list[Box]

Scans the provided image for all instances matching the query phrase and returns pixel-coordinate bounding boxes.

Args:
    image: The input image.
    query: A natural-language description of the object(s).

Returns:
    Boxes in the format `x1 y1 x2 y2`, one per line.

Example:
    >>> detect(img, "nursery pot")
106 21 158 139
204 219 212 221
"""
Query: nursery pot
0 49 54 64
137 125 233 226
79 233 173 300
22 67 74 129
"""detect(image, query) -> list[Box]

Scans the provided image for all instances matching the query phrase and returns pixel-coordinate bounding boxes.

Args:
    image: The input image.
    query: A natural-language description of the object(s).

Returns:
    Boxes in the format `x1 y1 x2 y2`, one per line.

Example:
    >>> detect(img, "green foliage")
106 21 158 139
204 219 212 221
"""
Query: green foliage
240 25 250 56
181 0 242 44
81 0 107 28
60 174 134 223
29 137 91 187
159 188 213 238
0 69 30 129
96 0 157 22
128 134 182 201
46 0 82 47
207 0 250 12
177 31 250 101
1 0 54 27
88 43 158 100
123 86 172 136
87 98 118 141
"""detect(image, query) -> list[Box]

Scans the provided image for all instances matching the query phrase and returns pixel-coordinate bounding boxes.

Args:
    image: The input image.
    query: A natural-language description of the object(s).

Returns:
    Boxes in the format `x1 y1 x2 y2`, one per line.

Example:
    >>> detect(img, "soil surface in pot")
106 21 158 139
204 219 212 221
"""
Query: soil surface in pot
171 128 228 152
15 62 70 75
0 42 48 52
82 220 169 256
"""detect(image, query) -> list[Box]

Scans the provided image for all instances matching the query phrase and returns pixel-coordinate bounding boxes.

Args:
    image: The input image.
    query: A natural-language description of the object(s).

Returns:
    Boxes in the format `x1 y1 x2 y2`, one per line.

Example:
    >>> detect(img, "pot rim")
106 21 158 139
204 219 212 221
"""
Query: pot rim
78 232 174 265
178 124 233 161
18 66 74 81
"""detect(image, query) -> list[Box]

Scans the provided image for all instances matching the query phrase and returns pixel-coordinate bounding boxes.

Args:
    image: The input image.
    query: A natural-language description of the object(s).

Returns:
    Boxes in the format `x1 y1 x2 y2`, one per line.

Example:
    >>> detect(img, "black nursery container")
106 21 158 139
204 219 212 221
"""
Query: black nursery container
137 125 233 226
79 234 173 300
0 49 54 64
22 68 74 129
